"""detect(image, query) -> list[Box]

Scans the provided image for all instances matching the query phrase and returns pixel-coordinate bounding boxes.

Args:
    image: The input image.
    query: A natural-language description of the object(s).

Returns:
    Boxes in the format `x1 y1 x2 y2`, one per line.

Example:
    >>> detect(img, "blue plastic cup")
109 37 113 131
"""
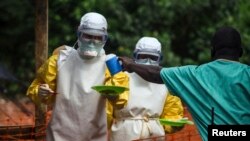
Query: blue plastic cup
106 54 122 76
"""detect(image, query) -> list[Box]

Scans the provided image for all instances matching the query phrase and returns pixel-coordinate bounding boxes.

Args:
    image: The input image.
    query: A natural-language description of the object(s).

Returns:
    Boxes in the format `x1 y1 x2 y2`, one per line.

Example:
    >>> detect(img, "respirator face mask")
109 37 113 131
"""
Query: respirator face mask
77 31 107 59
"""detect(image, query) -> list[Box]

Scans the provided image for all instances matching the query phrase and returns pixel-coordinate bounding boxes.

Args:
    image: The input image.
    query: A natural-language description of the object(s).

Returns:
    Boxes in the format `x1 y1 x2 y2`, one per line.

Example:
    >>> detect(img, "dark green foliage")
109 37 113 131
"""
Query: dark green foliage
0 0 249 97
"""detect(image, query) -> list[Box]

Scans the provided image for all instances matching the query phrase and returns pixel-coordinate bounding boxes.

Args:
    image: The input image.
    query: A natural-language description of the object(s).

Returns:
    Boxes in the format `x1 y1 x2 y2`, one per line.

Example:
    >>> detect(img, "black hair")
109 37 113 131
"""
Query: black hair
211 27 243 60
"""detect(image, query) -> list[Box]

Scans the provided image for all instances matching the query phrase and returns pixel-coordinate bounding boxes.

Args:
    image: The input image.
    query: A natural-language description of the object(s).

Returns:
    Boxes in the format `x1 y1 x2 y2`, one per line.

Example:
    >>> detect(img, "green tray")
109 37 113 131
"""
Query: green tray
92 85 129 96
159 118 194 126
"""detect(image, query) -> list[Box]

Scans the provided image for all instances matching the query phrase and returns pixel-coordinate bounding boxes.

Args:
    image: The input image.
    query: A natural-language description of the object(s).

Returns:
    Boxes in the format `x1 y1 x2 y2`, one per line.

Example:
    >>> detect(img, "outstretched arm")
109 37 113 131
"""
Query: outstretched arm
119 56 164 84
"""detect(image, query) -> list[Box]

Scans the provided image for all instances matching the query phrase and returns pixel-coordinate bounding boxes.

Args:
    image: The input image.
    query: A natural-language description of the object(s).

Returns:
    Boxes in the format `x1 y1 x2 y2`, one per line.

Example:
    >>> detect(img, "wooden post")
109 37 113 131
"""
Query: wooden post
35 0 48 69
35 0 48 140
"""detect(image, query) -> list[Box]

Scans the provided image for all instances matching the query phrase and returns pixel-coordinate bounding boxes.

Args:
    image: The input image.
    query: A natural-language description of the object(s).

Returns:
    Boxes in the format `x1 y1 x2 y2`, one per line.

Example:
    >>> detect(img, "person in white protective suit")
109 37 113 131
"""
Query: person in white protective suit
27 12 127 141
106 37 184 141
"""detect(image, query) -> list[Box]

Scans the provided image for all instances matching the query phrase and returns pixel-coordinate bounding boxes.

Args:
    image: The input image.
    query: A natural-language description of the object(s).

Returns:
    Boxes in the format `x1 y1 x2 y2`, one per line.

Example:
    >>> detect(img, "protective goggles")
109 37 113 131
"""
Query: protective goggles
78 32 107 45
134 49 162 62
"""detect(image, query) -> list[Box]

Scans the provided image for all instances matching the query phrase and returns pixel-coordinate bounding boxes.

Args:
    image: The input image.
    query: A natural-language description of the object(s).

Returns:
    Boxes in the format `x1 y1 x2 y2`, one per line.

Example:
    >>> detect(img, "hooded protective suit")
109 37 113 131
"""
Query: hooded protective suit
106 37 184 141
26 12 127 141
